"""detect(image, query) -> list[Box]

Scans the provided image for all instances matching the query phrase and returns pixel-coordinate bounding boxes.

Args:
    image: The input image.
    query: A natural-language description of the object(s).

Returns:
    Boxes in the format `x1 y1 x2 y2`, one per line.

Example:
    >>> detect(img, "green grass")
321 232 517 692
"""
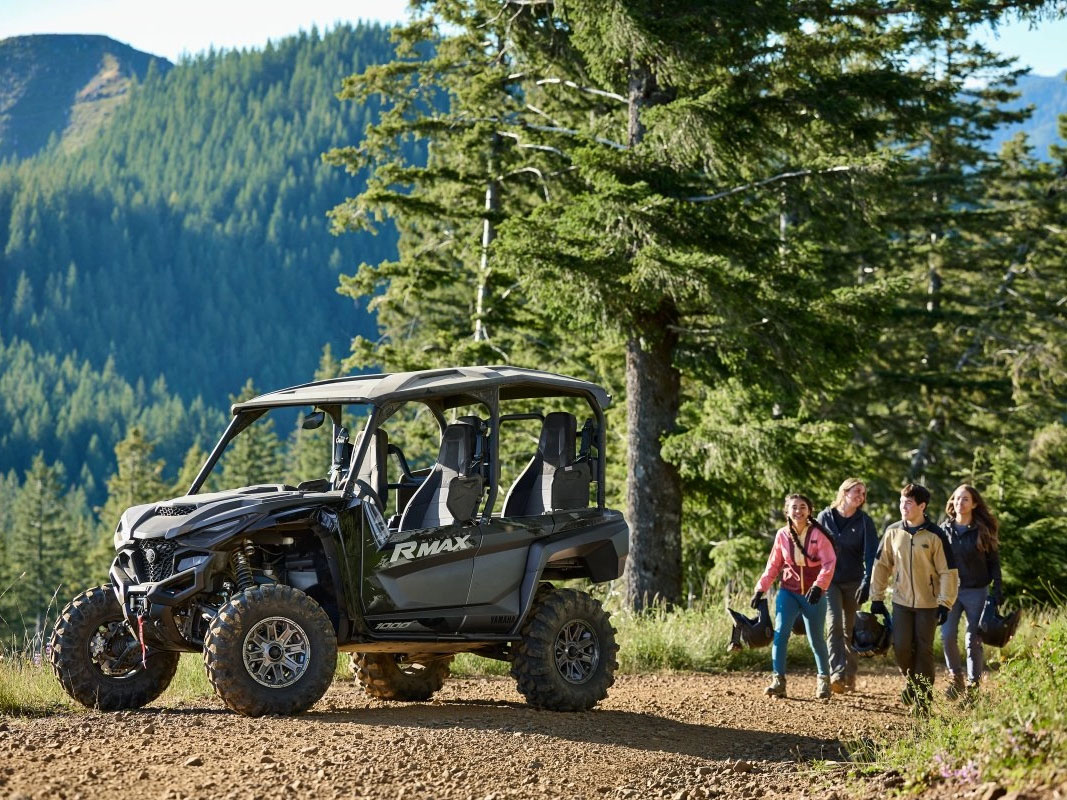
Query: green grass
847 606 1067 794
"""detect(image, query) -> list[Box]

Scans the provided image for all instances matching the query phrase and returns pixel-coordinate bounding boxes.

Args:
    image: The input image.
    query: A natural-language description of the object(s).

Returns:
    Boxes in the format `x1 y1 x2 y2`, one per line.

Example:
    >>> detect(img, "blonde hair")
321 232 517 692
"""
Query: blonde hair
832 478 866 511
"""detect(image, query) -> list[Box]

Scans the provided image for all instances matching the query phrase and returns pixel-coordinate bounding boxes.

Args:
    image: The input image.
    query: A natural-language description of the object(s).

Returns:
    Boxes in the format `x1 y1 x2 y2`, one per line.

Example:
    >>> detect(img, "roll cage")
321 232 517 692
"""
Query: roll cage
187 366 610 517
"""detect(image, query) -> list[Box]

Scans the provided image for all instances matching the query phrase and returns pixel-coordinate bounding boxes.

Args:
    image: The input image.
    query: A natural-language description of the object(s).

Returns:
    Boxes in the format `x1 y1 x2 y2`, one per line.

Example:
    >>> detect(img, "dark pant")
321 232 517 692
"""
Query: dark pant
892 603 939 706
826 580 861 681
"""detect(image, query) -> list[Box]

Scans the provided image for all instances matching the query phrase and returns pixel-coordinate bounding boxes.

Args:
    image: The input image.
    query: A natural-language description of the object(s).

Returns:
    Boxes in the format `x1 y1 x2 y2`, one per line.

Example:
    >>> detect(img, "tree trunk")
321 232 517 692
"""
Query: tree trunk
621 61 683 610
474 134 500 342
623 304 683 610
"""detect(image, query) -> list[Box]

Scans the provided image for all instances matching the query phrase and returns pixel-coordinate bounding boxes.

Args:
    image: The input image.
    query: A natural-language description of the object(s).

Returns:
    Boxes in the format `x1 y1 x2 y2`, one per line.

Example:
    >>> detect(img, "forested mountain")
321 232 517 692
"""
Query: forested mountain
0 25 392 409
987 70 1067 156
0 34 171 161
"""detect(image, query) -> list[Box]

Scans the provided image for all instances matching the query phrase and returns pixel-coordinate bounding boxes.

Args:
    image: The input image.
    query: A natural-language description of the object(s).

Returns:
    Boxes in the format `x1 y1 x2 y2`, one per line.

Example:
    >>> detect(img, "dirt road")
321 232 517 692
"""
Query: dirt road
0 670 912 800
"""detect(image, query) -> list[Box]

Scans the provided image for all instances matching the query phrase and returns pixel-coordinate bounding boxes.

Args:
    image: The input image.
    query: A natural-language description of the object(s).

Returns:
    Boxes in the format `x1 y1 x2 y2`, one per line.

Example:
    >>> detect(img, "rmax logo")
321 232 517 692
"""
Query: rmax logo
374 621 413 630
389 535 475 563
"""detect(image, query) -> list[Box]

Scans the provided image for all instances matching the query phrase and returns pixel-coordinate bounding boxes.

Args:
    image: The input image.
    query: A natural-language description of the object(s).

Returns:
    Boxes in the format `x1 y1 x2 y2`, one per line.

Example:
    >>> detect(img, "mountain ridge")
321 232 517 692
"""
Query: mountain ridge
0 34 171 160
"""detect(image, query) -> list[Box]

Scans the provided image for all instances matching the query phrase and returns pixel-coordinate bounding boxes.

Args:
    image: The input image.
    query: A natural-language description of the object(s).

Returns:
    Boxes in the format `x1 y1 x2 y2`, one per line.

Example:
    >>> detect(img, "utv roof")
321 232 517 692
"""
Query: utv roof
231 366 612 414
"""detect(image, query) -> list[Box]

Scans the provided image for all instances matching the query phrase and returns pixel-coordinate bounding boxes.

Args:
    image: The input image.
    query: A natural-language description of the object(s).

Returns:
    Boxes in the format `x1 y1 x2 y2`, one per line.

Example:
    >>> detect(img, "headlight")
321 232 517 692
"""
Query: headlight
176 554 210 572
113 521 129 550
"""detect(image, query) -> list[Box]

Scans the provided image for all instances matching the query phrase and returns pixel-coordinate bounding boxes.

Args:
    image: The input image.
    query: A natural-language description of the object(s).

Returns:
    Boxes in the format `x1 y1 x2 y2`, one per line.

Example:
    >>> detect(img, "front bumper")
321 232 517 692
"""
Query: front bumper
110 542 229 651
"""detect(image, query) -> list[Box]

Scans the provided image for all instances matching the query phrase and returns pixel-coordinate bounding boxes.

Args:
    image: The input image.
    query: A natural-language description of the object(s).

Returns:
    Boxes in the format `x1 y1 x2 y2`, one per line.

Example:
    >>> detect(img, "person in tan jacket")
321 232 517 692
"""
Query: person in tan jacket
869 483 959 714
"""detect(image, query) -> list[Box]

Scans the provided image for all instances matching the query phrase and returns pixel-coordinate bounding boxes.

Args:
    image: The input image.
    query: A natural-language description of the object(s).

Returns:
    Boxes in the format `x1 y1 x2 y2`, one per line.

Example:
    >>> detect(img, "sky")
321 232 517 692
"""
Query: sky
0 0 1066 76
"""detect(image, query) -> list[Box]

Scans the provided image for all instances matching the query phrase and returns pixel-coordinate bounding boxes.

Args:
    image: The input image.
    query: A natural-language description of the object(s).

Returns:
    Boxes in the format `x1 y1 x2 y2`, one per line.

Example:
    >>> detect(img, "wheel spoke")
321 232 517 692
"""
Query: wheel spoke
242 616 311 688
553 619 600 685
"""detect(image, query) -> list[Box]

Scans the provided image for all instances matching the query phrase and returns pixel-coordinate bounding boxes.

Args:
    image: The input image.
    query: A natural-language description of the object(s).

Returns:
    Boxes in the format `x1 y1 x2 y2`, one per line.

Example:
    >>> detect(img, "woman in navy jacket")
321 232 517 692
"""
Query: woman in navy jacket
940 484 1002 699
816 478 879 694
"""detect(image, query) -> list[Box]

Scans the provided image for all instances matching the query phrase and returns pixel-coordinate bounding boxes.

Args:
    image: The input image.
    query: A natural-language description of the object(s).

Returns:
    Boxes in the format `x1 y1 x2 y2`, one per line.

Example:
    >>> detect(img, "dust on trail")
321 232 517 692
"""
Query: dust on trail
0 670 913 800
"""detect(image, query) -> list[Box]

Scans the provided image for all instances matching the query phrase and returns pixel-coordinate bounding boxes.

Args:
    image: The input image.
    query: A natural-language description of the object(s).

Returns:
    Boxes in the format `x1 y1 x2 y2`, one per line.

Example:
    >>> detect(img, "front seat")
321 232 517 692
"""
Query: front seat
398 421 484 531
353 428 389 511
502 412 592 517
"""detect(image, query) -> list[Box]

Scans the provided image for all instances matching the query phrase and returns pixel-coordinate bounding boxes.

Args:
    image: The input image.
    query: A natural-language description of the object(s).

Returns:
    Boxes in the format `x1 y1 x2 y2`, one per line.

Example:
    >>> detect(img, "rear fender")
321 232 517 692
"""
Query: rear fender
511 514 628 635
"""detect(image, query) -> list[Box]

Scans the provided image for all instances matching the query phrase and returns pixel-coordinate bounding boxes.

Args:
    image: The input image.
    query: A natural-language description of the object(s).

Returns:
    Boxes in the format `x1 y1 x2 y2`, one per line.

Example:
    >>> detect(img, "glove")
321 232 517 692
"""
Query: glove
855 581 870 605
870 600 889 617
750 590 765 610
937 605 949 626
805 586 823 605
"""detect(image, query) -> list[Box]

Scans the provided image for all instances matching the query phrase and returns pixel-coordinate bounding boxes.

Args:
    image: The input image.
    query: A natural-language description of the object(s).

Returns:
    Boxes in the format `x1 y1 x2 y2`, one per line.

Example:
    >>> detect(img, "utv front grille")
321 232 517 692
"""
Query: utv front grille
156 504 196 517
132 540 178 583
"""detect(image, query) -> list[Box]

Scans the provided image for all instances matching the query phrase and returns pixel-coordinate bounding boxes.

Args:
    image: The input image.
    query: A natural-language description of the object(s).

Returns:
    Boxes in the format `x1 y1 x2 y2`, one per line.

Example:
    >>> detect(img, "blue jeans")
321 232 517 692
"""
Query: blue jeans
942 586 988 684
772 588 831 676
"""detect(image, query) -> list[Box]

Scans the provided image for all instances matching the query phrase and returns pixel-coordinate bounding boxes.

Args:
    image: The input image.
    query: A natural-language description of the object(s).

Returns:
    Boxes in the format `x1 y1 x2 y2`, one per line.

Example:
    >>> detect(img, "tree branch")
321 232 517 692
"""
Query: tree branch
536 77 627 104
685 165 859 203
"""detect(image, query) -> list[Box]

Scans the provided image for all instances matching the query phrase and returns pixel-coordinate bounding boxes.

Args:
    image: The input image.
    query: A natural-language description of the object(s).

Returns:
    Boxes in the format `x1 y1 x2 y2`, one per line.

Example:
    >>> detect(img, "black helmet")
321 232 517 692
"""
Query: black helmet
792 615 808 636
727 599 773 651
979 597 1021 648
852 610 892 657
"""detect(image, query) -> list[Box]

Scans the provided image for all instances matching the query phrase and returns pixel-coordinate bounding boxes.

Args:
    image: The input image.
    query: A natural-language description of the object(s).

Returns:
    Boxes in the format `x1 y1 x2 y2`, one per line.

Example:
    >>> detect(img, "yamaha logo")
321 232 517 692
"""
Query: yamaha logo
145 548 157 565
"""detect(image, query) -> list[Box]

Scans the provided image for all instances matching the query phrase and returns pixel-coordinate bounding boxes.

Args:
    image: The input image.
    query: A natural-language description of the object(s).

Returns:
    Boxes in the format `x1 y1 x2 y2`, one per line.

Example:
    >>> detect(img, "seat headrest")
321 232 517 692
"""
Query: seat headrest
439 422 479 473
539 412 577 468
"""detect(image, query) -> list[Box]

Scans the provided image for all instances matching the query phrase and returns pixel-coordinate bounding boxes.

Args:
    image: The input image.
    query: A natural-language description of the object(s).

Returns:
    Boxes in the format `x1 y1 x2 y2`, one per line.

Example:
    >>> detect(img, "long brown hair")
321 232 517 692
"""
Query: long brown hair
944 484 1000 552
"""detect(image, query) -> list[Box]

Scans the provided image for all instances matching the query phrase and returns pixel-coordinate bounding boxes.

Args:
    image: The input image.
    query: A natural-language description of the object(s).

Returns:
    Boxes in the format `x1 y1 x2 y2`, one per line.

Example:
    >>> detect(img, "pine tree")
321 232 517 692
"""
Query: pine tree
219 379 283 488
9 454 70 636
90 426 171 577
331 0 1051 608
285 345 341 484
173 441 209 496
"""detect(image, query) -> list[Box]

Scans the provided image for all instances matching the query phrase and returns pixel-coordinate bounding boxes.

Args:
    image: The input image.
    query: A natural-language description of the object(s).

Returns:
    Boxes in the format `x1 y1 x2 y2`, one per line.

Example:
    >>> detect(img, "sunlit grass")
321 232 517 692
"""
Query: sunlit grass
847 606 1066 795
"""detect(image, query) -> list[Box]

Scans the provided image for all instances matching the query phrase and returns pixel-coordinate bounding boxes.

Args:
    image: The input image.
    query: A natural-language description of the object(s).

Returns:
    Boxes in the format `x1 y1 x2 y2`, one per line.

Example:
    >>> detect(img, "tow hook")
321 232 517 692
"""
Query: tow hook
137 613 148 669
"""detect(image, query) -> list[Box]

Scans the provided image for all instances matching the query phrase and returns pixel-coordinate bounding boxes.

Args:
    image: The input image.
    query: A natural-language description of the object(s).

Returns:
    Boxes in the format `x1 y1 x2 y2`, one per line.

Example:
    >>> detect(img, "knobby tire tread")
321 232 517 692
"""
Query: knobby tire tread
351 654 452 701
510 587 617 712
202 583 337 717
49 585 178 711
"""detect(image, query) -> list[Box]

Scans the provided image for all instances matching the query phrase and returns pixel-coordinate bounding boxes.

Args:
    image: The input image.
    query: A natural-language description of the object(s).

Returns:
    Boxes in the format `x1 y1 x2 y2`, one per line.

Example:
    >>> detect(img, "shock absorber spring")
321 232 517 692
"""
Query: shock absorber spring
231 541 255 591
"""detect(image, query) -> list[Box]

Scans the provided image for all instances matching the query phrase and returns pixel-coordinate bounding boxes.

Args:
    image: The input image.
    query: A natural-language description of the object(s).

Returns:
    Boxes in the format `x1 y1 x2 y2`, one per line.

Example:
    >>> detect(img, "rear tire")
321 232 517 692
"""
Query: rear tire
203 584 337 717
511 587 617 711
351 653 452 701
49 585 179 710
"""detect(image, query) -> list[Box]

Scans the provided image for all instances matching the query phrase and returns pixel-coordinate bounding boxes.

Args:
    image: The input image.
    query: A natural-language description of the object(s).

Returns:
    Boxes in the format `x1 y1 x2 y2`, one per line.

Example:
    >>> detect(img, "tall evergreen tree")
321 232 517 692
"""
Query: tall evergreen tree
9 454 71 636
331 0 1052 608
285 345 342 484
219 379 283 488
90 426 170 576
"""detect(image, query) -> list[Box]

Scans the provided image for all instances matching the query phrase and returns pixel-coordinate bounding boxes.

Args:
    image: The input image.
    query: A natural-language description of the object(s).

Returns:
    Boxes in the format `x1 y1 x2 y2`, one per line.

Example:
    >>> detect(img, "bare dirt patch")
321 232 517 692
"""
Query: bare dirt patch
1 670 921 800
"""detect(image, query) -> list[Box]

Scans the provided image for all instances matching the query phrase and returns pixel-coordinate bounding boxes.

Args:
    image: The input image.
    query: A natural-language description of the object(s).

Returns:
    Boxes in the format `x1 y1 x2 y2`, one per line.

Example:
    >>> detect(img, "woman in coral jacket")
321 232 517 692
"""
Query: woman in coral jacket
751 493 837 699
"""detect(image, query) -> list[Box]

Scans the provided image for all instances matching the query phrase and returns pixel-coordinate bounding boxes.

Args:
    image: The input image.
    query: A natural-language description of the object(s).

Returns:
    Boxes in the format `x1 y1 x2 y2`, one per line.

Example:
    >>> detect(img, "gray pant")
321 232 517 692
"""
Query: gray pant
892 603 938 706
942 586 988 684
826 580 861 681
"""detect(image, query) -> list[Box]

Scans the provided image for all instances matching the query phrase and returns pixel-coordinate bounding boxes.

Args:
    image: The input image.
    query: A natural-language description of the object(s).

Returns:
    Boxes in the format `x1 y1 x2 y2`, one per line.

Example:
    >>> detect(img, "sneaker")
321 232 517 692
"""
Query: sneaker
945 672 966 701
815 675 831 700
764 674 786 698
830 676 846 694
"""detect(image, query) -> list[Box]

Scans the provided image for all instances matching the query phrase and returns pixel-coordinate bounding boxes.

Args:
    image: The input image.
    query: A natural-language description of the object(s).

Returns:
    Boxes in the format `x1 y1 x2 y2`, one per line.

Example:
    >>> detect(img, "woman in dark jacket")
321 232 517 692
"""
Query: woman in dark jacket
941 484 1002 699
816 478 878 694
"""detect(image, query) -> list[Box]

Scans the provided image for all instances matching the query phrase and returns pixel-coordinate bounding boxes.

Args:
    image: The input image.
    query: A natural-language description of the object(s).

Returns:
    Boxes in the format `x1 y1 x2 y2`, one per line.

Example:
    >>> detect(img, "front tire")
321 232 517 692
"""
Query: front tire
203 584 337 717
49 585 179 710
351 653 452 701
511 587 617 711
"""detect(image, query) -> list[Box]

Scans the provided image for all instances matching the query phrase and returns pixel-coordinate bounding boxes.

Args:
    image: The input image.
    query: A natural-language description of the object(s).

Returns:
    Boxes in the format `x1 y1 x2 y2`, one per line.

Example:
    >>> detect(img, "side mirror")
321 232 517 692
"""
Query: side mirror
302 410 326 430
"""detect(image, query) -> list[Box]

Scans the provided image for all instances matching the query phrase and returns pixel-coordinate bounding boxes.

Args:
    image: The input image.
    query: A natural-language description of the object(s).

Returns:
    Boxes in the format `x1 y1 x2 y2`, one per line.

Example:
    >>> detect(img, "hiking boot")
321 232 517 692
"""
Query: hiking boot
945 672 966 701
844 674 857 693
815 675 831 700
764 674 786 698
830 675 847 694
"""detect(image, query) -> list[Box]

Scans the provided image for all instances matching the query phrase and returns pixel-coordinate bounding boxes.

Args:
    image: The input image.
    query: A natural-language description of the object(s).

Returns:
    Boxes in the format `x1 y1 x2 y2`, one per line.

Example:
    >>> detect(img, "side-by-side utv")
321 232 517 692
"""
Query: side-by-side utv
50 366 629 716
